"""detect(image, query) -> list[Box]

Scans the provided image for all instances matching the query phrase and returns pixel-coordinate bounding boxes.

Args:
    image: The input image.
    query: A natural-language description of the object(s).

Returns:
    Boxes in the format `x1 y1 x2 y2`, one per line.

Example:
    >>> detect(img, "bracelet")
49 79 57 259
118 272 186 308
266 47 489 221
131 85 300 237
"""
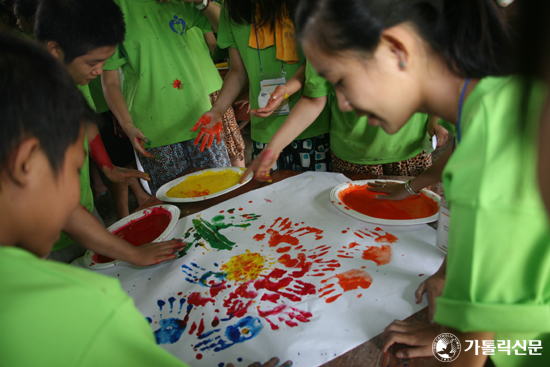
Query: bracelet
405 179 421 196
195 0 210 11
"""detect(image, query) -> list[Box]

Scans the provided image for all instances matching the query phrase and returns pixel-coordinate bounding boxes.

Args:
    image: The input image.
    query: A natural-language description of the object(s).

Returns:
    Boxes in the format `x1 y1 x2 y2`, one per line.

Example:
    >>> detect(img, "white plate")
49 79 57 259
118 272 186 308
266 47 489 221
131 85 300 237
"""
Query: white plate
156 167 252 203
329 180 440 225
82 204 180 269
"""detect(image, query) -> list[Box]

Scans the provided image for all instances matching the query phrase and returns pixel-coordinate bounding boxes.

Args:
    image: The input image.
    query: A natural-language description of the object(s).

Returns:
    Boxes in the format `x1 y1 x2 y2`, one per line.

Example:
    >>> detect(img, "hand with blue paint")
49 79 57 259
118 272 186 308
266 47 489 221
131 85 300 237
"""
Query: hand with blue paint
227 357 292 367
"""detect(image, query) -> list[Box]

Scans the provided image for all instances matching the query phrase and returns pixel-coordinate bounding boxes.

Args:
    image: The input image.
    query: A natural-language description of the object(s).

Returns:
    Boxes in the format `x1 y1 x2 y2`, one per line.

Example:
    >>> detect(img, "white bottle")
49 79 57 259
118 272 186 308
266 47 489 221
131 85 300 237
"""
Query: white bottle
436 197 450 252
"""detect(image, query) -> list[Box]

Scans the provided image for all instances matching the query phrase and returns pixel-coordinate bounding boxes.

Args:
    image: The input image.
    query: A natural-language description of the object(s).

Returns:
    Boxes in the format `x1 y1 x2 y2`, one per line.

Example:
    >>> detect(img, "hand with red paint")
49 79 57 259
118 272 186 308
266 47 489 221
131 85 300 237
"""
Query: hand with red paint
367 181 412 201
415 265 446 323
381 320 441 359
227 357 292 367
191 112 223 152
103 165 150 185
251 85 289 118
241 148 279 184
128 239 187 267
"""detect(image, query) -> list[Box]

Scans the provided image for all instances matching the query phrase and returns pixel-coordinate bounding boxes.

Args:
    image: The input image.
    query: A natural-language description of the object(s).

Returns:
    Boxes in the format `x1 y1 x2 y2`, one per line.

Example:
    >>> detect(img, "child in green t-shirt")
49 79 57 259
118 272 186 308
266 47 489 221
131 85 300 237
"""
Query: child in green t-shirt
296 0 550 366
34 0 185 265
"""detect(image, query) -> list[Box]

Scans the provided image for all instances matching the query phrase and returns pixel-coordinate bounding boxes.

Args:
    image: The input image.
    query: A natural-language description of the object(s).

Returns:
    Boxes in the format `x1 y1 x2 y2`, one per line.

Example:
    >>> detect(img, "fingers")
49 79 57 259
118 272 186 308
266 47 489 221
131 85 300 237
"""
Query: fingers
207 133 214 149
428 292 437 323
190 119 203 132
194 131 204 146
260 357 279 367
216 130 221 146
395 346 432 359
124 168 150 181
415 281 426 304
240 166 254 184
200 134 207 152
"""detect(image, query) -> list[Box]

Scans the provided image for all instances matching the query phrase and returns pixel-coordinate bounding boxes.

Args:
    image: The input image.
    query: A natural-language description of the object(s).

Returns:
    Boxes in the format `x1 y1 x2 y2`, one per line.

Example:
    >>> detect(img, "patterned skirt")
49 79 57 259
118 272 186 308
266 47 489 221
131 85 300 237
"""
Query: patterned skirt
331 151 432 177
209 91 245 162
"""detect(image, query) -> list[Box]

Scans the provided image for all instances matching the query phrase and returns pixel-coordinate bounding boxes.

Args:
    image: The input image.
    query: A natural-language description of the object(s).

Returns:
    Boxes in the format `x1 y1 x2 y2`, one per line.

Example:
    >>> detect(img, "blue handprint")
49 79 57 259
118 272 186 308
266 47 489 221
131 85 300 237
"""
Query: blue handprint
194 316 264 352
155 317 189 344
169 15 186 35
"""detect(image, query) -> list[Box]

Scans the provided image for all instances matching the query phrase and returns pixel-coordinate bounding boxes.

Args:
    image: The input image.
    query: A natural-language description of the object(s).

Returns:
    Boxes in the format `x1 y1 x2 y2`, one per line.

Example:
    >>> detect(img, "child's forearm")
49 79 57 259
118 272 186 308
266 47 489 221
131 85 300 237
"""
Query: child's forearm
409 144 453 193
201 1 221 33
101 70 134 130
266 94 327 152
284 62 306 97
210 47 248 115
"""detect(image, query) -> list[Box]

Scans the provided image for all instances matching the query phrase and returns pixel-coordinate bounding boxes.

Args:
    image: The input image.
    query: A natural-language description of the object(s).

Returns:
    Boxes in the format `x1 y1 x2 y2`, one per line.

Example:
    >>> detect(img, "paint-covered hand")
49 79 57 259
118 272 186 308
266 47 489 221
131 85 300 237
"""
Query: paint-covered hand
241 149 278 184
129 239 187 266
191 112 223 152
103 165 150 185
251 85 288 118
381 320 441 359
415 270 446 323
227 357 292 367
367 181 412 201
125 125 158 159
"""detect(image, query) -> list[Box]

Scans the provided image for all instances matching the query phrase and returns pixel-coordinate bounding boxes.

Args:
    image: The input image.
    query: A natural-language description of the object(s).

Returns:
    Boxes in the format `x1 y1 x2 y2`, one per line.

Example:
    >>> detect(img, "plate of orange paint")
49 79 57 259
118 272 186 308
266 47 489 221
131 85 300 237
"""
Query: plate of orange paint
156 167 252 203
82 204 180 269
330 180 440 225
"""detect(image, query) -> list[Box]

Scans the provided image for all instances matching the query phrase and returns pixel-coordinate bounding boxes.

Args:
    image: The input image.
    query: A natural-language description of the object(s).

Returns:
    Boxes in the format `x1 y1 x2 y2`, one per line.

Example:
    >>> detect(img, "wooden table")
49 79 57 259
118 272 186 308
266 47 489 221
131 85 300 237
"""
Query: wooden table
137 169 438 367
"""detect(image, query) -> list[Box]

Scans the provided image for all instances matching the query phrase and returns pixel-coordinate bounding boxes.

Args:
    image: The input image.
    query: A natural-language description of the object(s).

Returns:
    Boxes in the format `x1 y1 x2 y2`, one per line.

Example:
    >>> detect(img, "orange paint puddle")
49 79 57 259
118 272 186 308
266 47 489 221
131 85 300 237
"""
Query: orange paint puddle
339 184 438 220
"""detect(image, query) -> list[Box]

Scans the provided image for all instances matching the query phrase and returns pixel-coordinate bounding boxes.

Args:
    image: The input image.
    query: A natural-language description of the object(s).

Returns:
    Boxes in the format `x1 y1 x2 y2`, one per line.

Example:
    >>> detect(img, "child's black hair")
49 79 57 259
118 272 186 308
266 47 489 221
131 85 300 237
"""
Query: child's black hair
223 0 299 28
296 0 513 78
34 0 125 64
1 0 15 11
0 3 17 28
0 32 94 177
14 0 38 20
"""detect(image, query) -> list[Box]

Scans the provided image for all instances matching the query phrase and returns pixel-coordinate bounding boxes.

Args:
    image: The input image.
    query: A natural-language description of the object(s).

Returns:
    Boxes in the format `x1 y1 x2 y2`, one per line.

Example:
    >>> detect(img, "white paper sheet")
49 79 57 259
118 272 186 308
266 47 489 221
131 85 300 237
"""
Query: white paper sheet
74 172 445 367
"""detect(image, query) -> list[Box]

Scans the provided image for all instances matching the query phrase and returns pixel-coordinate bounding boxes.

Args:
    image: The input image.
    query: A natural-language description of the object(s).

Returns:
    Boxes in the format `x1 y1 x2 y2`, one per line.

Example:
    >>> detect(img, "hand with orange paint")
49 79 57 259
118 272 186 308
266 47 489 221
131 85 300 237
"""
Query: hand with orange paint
128 239 187 267
227 357 292 367
241 149 278 184
368 181 413 201
251 85 290 118
381 320 441 359
191 112 223 152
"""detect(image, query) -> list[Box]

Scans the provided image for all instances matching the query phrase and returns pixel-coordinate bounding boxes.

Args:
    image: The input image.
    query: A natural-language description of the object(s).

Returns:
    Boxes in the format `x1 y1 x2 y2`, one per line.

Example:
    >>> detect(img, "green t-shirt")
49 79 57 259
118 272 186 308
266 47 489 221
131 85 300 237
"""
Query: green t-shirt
0 246 188 367
216 13 330 143
88 77 110 114
52 85 95 251
104 0 216 148
304 62 429 164
187 27 223 95
435 76 550 366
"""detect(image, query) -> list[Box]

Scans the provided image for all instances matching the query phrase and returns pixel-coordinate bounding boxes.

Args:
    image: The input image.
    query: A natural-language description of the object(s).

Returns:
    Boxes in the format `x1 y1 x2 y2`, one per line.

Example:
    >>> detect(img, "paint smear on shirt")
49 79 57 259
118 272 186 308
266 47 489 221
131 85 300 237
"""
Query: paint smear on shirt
92 206 171 263
167 169 244 198
339 184 438 220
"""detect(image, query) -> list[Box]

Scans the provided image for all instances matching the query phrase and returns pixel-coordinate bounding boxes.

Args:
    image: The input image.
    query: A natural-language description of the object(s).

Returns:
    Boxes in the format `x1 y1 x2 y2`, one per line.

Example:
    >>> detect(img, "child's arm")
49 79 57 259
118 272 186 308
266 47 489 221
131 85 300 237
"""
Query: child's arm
101 70 156 159
368 142 453 201
250 63 307 118
415 257 446 323
192 47 248 151
242 94 327 183
86 123 150 184
63 206 186 266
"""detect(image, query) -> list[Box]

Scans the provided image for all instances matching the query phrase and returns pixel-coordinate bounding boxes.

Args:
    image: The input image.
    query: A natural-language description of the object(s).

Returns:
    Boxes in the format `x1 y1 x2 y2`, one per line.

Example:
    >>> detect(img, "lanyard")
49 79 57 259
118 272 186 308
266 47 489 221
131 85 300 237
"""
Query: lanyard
253 17 285 77
456 78 470 144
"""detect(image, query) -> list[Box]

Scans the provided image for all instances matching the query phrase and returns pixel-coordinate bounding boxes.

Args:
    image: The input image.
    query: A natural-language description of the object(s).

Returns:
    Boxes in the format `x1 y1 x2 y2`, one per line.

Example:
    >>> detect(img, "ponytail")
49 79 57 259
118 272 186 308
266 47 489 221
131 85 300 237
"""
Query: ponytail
295 0 513 78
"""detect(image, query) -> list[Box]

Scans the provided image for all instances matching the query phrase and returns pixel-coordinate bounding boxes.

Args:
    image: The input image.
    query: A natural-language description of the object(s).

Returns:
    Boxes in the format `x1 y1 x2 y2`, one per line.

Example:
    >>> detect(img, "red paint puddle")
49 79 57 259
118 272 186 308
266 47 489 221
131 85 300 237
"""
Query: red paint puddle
92 207 171 263
196 354 203 360
177 292 183 295
362 245 392 265
173 79 183 89
339 184 438 220
211 316 220 327
209 281 227 297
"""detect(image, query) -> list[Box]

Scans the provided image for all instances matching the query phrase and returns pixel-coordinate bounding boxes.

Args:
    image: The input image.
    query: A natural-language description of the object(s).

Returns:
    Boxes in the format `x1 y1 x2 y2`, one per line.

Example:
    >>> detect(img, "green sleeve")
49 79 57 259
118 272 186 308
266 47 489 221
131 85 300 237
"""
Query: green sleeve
304 61 331 98
104 44 128 71
216 10 236 50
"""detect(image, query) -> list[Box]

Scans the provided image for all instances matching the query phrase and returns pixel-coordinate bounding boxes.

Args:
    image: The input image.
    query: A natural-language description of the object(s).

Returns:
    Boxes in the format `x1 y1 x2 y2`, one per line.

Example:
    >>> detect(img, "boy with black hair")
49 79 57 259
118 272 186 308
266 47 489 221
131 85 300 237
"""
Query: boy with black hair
34 0 185 265
0 33 193 367
0 2 23 34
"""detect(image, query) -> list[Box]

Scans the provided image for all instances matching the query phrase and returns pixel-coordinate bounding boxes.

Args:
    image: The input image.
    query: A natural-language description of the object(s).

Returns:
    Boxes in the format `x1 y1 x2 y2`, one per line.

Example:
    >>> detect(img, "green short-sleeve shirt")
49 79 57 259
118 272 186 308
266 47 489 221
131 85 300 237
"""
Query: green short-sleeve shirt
435 76 550 366
187 27 223 95
88 77 110 114
216 13 329 143
52 84 95 251
0 246 189 367
104 0 216 148
304 62 429 164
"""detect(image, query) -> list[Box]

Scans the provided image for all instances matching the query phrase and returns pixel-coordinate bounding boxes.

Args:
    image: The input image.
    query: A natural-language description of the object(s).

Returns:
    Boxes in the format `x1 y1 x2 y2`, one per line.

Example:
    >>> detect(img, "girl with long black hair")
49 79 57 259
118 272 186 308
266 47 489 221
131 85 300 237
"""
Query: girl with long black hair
296 0 550 366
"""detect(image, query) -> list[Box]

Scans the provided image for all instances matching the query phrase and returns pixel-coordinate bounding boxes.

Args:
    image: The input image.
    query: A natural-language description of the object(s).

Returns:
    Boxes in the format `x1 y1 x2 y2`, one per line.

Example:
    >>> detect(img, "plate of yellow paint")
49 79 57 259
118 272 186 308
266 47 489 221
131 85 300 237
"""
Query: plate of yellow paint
156 167 252 203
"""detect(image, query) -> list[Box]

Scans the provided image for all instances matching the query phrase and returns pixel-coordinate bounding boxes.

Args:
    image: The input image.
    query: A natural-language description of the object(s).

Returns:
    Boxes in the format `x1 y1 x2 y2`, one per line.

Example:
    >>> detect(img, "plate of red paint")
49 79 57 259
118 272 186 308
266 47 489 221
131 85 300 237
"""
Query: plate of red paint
330 180 440 225
82 204 180 269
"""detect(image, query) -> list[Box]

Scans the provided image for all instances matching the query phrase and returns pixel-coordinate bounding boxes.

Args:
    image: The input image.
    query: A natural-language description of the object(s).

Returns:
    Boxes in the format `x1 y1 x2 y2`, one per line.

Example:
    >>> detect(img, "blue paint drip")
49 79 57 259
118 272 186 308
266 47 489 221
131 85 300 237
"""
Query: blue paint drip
214 262 219 267
168 297 176 313
218 363 225 367
179 298 186 313
195 316 264 352
237 358 243 362
198 329 221 339
146 317 152 324
157 299 166 311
